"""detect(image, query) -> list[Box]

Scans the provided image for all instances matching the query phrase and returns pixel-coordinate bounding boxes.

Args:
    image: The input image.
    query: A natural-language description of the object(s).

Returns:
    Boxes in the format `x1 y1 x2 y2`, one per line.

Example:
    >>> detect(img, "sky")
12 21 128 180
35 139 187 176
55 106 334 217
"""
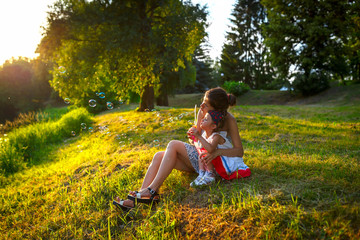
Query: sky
0 0 236 66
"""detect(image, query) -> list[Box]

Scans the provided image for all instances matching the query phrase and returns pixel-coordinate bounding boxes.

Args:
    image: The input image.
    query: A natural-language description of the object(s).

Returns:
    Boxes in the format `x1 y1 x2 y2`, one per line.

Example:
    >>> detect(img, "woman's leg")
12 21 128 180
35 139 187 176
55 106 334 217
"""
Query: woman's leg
131 140 194 196
146 140 194 191
118 141 194 207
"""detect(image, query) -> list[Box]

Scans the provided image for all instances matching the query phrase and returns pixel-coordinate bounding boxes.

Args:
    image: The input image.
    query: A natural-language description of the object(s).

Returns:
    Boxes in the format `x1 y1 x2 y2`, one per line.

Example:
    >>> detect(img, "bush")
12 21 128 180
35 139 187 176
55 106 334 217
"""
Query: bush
223 81 250 97
0 141 25 175
1 108 93 174
292 71 330 96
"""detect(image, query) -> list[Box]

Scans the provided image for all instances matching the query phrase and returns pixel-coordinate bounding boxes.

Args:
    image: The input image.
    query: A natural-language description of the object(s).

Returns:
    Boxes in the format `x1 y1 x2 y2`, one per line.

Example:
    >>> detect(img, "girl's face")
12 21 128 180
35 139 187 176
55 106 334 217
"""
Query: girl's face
200 113 216 131
200 97 215 114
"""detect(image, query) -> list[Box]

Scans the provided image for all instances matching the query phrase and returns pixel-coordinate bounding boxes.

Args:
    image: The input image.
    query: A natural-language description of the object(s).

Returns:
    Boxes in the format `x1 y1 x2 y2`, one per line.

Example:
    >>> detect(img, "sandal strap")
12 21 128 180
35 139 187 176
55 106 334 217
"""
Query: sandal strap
147 187 158 197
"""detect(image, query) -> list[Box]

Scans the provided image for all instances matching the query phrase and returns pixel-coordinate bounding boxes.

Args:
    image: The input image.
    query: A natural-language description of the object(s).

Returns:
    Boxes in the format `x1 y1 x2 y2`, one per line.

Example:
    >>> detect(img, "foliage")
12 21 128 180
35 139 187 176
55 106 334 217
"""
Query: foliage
0 107 68 134
0 108 92 174
0 58 53 123
292 70 330 96
0 102 359 239
262 0 357 94
223 81 250 97
38 0 207 111
221 0 276 89
177 43 217 93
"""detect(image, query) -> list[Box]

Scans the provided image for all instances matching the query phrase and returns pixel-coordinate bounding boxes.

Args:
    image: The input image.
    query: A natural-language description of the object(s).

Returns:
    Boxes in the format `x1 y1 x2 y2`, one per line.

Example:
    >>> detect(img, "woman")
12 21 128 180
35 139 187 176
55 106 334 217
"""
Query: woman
113 87 246 211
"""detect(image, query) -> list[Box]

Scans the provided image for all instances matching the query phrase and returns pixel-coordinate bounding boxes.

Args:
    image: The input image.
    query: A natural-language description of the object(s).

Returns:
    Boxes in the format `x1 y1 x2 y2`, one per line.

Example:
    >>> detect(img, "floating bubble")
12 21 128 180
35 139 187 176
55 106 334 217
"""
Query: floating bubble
151 109 157 112
81 123 87 130
106 102 114 110
96 92 100 97
145 109 150 112
98 92 105 99
89 99 97 107
58 66 66 74
71 131 76 137
119 99 124 105
88 127 94 133
64 98 71 105
152 139 160 147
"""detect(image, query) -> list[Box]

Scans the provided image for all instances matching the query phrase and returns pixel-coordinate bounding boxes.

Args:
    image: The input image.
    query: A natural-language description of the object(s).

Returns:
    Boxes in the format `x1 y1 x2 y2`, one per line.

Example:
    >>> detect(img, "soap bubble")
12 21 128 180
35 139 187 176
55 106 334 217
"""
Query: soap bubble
119 99 124 105
106 102 114 110
98 92 105 99
64 98 71 105
96 92 100 97
89 99 97 107
145 109 150 112
151 109 157 112
81 123 87 130
58 66 66 74
152 139 160 147
71 131 76 137
88 127 94 133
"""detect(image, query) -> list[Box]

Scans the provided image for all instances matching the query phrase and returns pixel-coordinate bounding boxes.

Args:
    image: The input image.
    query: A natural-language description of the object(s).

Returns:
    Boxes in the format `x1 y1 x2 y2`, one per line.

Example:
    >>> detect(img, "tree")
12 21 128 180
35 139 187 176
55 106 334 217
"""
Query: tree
0 58 51 122
38 0 207 111
220 0 275 89
262 0 355 95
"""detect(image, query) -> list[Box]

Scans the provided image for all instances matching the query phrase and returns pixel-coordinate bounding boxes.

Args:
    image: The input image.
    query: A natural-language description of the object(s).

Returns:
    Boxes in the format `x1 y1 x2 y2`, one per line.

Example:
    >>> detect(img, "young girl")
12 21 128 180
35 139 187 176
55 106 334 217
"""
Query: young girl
189 110 225 186
189 110 250 186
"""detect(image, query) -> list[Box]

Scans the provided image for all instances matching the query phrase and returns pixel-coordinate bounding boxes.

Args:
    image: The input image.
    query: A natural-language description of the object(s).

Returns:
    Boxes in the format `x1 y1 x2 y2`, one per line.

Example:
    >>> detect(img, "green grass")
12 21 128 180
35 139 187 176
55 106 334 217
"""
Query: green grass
0 102 359 239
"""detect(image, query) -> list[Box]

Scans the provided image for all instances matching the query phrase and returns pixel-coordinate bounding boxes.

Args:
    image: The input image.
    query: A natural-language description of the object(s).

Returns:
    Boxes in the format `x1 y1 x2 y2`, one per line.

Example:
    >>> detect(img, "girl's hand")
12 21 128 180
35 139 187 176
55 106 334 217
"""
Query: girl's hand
200 149 219 165
187 127 200 138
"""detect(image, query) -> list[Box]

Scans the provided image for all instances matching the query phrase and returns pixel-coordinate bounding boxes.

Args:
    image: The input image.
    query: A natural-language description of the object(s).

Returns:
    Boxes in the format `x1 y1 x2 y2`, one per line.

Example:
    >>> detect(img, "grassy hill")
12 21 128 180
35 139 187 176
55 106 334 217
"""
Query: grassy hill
169 84 360 108
0 86 359 239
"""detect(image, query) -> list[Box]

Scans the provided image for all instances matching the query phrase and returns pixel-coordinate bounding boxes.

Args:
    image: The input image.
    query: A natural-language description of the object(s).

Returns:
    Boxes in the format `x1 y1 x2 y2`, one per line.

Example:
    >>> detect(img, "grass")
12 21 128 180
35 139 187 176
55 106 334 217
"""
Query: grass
0 97 359 239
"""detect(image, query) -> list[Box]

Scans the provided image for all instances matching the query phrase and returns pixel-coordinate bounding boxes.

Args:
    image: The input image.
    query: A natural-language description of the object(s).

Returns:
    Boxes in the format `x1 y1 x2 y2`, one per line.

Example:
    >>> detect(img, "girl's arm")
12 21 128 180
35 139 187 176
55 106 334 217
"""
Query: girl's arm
196 134 224 153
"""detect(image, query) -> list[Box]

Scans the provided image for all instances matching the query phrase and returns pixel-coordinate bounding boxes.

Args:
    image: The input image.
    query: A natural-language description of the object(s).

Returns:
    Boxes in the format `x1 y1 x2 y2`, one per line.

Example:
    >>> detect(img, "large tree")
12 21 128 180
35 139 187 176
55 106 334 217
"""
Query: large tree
262 0 357 95
38 0 207 111
220 0 274 89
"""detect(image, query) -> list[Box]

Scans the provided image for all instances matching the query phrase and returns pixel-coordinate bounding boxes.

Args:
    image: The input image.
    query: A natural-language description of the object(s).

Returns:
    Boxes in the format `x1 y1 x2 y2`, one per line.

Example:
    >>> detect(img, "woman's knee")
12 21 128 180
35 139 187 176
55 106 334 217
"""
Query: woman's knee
150 151 164 167
167 140 183 150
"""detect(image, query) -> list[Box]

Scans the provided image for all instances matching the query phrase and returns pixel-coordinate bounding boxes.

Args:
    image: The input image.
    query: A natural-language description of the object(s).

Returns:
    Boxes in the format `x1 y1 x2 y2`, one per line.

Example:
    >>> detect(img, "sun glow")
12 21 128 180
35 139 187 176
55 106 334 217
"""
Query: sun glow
0 0 235 66
0 0 56 66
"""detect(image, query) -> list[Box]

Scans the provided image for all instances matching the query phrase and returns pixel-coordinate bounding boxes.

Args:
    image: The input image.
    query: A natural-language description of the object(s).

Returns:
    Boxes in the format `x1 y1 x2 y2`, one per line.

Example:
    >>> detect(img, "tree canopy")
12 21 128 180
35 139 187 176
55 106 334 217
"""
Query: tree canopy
221 0 276 90
262 0 359 95
38 0 207 111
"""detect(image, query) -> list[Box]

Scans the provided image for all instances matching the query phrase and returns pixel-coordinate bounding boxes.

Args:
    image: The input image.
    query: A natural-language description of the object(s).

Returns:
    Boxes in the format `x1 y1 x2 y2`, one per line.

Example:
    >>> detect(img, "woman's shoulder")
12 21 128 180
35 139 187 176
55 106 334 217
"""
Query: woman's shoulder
225 112 236 123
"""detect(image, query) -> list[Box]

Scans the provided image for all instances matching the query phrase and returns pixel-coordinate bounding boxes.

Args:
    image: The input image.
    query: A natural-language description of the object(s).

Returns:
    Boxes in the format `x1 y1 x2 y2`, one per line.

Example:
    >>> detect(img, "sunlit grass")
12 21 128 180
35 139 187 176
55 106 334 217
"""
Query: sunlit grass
0 104 359 239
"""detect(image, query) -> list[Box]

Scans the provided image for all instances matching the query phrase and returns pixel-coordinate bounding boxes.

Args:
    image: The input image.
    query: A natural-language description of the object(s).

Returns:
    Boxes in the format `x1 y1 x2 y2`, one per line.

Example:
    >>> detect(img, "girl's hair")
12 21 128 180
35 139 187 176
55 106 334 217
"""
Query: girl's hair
205 87 236 114
208 110 225 132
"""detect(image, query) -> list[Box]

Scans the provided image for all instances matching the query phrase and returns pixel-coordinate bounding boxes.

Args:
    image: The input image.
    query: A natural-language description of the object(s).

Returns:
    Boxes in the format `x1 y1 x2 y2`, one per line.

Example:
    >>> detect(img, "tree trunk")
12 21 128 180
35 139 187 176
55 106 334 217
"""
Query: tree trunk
139 84 155 111
156 84 169 106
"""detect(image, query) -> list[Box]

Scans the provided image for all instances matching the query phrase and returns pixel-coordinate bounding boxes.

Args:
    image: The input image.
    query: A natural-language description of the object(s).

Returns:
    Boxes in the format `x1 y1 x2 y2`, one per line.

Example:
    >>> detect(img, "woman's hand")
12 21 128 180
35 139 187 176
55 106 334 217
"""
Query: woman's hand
200 149 219 165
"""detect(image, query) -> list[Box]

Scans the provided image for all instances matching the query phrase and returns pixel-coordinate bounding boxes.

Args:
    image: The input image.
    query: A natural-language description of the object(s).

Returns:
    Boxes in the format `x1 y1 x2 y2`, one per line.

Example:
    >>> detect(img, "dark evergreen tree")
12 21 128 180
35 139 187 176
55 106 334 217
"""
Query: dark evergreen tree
262 0 357 95
220 0 275 89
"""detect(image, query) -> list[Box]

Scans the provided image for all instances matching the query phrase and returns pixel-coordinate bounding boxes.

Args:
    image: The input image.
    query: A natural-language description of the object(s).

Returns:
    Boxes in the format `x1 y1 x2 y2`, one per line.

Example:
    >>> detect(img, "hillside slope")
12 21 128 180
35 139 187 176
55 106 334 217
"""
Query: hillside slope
169 84 360 108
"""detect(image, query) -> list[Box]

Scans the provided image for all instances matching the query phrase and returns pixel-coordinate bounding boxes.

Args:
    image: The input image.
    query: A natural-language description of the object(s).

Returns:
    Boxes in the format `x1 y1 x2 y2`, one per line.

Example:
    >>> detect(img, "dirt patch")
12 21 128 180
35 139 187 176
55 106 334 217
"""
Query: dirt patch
173 205 251 239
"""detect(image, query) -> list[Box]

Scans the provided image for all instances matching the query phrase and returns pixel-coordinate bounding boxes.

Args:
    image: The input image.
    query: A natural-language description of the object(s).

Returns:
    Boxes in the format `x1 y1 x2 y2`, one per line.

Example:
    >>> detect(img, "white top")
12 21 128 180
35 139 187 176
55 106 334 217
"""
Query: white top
196 130 249 173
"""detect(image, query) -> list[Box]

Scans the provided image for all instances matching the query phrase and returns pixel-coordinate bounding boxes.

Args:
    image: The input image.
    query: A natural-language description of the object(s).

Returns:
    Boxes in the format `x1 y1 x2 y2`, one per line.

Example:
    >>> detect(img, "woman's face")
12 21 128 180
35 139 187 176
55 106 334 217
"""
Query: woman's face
200 97 214 114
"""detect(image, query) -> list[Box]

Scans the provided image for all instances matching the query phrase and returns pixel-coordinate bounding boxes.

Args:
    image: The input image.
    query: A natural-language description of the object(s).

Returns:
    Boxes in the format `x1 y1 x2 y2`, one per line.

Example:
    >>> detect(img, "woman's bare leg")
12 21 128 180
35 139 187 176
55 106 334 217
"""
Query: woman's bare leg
140 151 165 190
118 141 193 207
143 140 194 192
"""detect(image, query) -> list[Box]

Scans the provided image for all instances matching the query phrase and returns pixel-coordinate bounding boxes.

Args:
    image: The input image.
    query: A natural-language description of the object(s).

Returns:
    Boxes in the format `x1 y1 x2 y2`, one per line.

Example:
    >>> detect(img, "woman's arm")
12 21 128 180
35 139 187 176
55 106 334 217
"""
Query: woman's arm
196 134 224 154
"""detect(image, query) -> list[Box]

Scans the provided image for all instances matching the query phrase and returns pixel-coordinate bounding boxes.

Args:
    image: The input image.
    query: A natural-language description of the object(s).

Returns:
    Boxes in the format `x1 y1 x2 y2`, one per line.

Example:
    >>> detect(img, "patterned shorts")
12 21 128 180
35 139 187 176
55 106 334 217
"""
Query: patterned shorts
184 143 199 173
